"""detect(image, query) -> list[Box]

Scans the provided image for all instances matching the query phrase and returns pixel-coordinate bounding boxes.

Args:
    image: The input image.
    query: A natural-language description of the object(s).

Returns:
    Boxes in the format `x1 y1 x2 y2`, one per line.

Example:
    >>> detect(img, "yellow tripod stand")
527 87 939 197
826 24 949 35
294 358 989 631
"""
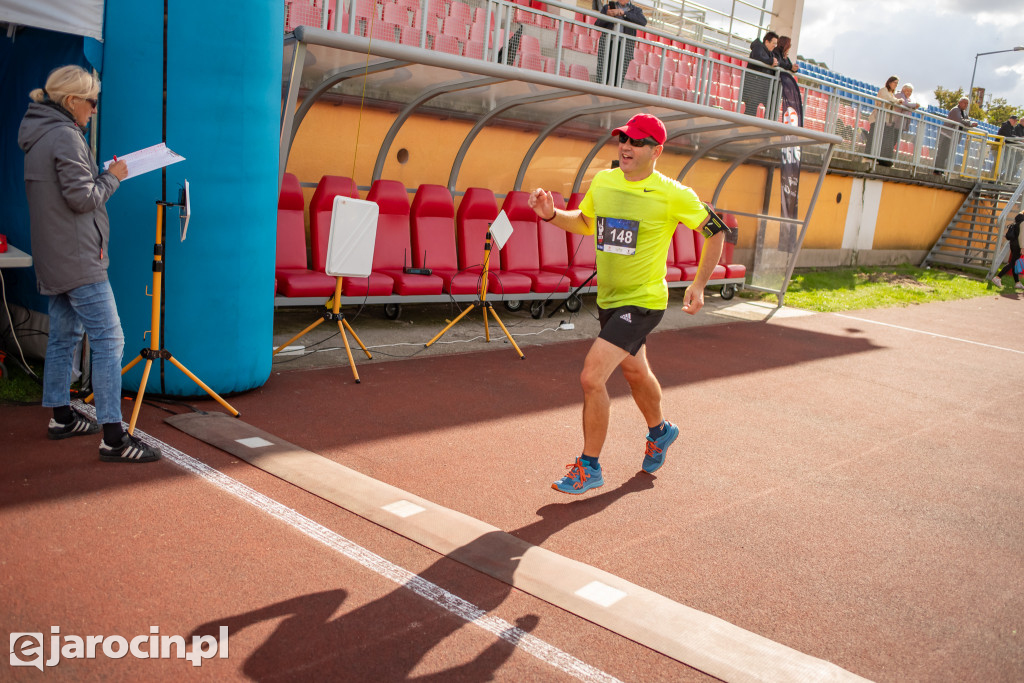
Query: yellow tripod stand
424 231 525 359
271 277 372 383
88 200 239 434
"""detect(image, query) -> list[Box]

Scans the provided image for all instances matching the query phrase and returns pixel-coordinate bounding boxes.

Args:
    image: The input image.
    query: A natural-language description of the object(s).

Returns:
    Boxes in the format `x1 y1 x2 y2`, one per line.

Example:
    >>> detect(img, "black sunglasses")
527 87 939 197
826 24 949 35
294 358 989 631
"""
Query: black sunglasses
618 132 657 147
84 98 98 108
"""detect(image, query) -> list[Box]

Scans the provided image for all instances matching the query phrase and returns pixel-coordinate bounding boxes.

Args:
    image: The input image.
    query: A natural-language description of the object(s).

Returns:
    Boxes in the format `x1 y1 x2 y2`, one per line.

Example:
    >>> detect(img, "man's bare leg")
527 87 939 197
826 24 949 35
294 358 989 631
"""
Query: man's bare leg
620 345 664 428
579 337 630 457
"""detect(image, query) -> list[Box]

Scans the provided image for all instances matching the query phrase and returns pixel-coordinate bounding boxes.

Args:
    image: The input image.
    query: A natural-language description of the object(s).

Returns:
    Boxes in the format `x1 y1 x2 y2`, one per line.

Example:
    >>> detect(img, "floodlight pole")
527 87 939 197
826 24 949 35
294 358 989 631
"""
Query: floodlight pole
968 46 1024 112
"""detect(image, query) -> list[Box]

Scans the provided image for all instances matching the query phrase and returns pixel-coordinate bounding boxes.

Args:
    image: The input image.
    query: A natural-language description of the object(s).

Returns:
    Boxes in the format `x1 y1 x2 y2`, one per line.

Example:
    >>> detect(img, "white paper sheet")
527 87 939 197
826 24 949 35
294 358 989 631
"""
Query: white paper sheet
103 142 184 180
489 210 514 250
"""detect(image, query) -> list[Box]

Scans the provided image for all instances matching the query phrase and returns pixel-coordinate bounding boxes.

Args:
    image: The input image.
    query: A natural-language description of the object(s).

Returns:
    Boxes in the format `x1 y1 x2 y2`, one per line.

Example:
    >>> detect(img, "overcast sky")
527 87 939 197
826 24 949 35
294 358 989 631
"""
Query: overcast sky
796 0 1024 110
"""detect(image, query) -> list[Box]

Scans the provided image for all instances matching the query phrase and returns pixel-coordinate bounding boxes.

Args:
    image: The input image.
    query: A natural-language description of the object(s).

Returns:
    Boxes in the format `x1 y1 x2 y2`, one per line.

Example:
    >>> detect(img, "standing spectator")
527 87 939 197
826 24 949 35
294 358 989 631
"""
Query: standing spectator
772 35 799 74
595 0 646 87
934 97 979 174
997 114 1020 138
743 31 778 116
17 65 161 463
1014 115 1024 137
870 76 902 166
992 213 1024 290
896 83 920 110
891 83 921 160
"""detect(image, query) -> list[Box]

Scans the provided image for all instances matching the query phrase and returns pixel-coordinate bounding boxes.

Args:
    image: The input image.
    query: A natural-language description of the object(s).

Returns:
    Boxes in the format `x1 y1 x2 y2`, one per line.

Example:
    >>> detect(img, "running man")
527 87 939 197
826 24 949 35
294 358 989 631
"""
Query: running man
528 113 727 493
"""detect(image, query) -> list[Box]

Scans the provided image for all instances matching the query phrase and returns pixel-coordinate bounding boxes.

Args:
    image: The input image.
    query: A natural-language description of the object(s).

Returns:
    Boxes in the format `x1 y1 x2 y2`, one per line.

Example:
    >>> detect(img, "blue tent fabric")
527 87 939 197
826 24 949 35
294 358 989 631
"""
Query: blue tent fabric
0 27 92 313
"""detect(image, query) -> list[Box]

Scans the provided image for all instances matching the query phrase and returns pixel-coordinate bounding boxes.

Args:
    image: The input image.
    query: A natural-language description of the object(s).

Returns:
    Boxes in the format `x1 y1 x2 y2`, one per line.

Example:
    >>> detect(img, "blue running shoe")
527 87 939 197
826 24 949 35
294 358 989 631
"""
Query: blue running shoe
552 457 604 494
642 421 679 473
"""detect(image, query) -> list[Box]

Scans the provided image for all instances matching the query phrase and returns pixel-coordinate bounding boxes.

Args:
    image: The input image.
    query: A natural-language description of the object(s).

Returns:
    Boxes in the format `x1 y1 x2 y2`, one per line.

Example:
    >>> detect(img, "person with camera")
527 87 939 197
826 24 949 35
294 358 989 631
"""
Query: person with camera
18 65 161 463
527 113 727 494
595 0 647 87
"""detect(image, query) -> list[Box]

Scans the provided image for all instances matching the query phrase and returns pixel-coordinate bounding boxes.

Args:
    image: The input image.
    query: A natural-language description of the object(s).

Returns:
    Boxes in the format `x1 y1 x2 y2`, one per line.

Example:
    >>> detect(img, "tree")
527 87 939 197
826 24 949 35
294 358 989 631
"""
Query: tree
934 86 963 111
935 85 1020 122
985 97 1016 125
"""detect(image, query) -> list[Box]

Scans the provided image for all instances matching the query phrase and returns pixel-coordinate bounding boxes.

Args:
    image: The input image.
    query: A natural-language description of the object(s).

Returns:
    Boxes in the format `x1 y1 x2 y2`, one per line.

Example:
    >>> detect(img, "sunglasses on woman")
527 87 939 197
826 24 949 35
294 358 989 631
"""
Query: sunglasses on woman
618 132 658 147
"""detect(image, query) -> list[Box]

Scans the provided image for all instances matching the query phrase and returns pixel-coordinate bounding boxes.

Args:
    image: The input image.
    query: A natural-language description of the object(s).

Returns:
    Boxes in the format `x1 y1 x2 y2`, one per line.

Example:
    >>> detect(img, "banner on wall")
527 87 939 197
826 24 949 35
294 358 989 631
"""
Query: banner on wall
779 70 803 253
0 0 104 41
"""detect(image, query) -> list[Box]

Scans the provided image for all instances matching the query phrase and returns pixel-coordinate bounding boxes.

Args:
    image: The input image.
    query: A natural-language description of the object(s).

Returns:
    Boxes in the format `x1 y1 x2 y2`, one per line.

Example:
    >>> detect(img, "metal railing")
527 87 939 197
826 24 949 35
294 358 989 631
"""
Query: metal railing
793 72 1024 182
283 0 1024 183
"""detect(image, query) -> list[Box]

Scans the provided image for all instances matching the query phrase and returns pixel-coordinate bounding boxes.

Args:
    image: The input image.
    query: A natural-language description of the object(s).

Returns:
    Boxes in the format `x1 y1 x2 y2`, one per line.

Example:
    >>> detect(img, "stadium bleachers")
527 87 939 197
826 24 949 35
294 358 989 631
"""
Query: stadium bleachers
282 0 1014 181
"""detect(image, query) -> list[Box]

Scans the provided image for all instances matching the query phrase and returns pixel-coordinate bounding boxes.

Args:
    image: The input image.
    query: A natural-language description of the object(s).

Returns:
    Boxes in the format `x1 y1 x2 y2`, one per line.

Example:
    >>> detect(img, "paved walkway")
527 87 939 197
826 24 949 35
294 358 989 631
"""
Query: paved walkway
2 293 1022 681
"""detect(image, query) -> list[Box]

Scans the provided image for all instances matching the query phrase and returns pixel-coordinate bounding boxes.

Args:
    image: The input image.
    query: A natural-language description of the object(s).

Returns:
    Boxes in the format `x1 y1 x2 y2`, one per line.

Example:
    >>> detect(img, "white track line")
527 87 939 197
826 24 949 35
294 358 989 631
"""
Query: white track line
835 313 1024 355
74 402 621 683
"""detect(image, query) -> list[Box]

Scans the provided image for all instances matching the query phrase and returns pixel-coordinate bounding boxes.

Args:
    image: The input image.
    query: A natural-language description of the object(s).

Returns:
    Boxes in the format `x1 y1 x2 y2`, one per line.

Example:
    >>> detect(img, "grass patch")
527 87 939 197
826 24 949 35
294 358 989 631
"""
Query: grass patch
0 356 43 405
739 264 995 312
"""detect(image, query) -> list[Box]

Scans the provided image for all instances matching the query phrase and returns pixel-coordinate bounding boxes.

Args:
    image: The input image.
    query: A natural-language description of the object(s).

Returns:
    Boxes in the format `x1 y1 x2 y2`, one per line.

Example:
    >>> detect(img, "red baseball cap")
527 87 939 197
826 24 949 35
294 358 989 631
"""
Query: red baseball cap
612 113 667 145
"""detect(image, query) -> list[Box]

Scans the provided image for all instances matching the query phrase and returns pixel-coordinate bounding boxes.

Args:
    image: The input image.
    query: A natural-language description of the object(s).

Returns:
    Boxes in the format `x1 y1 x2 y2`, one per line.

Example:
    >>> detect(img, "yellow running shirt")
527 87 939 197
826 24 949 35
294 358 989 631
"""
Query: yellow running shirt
579 168 710 310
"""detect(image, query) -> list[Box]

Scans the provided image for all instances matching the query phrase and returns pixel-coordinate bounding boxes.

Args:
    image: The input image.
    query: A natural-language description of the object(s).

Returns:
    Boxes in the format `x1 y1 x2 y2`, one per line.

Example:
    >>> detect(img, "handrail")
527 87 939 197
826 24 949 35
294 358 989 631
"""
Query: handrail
986 177 1024 280
287 0 1023 184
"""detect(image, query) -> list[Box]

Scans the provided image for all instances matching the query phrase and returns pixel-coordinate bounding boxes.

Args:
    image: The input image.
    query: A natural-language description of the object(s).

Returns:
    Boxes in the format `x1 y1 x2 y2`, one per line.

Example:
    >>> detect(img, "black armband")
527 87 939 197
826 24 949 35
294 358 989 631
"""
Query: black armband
700 204 728 238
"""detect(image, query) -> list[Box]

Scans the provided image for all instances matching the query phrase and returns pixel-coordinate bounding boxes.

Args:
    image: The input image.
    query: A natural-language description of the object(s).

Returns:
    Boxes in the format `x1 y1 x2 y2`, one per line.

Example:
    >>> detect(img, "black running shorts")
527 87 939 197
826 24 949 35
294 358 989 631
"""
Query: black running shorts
597 305 665 355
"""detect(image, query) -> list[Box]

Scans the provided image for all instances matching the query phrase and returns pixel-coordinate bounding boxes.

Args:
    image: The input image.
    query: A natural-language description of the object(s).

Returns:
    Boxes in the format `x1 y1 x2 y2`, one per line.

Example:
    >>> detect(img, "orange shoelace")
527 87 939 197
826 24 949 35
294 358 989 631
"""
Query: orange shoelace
644 440 662 458
564 459 590 489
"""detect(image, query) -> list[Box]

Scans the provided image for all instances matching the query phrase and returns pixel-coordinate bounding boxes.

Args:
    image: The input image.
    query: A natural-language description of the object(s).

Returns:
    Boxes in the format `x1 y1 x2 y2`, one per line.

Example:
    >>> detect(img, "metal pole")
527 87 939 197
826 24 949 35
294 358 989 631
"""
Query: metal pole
968 54 979 112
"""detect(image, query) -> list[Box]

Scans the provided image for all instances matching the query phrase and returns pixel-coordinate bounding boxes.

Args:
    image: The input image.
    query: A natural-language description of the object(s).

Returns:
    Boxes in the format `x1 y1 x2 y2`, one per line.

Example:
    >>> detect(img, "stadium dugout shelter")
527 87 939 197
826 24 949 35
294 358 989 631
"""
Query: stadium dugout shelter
279 25 841 309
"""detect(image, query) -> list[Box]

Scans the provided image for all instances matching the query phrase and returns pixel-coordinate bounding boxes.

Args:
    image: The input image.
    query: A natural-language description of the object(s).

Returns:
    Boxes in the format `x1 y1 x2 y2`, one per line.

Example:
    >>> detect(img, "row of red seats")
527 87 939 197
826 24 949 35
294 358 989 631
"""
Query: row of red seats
275 173 745 302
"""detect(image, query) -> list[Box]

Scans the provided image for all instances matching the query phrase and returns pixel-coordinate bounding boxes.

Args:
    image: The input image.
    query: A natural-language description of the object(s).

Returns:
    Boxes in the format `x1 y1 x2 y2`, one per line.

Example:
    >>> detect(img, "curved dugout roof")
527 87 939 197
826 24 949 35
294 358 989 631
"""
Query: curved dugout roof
280 26 842 302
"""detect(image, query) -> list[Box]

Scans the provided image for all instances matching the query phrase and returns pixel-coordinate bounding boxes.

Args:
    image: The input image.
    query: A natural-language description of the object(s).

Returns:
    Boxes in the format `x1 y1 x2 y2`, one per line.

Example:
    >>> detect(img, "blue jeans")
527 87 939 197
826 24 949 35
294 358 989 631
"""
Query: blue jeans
43 281 125 425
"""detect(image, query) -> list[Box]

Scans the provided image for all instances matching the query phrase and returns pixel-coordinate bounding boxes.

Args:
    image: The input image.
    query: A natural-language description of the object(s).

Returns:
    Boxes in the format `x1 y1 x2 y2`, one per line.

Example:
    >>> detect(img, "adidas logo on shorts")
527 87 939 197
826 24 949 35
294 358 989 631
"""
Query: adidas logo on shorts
619 312 632 323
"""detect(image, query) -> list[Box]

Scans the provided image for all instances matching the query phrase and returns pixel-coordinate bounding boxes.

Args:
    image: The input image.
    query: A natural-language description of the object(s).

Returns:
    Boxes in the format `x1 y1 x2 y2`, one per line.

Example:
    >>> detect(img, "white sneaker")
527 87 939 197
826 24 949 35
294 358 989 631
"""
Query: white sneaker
1016 282 1024 290
990 276 1003 287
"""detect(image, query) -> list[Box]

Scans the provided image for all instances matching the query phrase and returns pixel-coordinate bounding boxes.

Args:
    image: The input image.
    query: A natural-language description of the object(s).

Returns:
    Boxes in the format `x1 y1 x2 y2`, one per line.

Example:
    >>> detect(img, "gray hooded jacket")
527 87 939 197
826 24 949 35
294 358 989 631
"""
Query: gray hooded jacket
18 101 121 295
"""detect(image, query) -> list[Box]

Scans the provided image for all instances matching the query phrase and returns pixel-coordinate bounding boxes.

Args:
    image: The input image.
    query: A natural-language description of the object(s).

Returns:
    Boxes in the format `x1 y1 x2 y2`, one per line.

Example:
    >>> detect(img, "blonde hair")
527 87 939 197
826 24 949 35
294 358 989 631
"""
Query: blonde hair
28 65 99 110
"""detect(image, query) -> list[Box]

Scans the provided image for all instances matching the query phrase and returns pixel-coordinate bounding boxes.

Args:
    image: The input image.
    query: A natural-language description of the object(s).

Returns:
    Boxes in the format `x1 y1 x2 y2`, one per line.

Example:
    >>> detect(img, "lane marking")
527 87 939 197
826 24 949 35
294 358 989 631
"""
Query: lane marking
166 412 869 683
73 402 621 683
835 313 1024 355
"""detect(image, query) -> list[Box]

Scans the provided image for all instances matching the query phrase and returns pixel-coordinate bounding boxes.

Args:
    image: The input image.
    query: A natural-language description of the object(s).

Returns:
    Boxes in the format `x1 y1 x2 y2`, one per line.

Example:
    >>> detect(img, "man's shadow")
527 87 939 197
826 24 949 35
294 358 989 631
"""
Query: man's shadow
192 472 656 680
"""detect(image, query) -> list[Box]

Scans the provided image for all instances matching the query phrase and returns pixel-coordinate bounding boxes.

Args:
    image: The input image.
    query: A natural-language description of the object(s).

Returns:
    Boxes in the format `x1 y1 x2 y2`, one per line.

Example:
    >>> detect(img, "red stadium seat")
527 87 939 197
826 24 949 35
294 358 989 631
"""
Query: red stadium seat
310 175 360 274
410 184 481 295
456 188 532 295
670 223 700 281
691 228 727 281
372 179 444 295
275 173 336 297
566 192 597 286
500 191 571 293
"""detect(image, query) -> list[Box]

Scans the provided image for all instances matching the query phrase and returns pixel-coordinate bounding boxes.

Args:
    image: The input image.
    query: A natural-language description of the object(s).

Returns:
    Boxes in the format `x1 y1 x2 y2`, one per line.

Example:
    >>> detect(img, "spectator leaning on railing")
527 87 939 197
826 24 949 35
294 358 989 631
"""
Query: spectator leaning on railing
896 83 920 110
997 114 1021 139
595 0 647 87
934 97 979 175
743 31 777 116
772 36 798 74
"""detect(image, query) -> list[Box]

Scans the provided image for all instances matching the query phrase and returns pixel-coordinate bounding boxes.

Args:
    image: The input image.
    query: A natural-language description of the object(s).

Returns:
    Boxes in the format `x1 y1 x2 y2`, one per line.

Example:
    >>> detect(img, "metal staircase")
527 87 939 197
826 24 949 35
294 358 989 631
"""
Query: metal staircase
921 182 1017 273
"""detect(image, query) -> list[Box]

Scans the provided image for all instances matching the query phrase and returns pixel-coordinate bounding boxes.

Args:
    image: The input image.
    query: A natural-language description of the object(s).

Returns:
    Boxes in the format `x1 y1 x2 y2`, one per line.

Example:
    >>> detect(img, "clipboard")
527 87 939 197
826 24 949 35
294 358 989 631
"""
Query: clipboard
103 142 184 180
